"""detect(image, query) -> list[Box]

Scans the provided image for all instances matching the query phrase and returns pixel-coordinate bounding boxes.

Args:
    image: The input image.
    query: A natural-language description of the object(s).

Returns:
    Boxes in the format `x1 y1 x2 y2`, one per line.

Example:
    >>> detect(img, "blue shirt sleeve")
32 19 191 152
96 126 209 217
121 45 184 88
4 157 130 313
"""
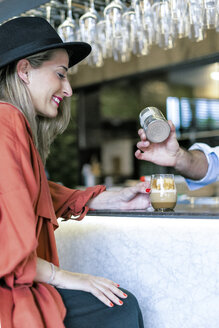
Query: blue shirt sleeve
185 143 219 190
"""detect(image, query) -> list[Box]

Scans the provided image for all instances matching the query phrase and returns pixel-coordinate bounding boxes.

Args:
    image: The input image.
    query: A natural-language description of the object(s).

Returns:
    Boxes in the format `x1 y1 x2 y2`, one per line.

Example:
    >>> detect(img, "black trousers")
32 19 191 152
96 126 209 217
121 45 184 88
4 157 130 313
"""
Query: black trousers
56 288 144 328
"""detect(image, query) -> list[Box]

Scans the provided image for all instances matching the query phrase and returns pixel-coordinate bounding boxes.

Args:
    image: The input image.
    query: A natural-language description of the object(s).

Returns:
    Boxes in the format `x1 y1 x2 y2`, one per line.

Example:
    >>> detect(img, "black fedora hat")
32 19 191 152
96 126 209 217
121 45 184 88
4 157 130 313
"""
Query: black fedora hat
0 16 92 69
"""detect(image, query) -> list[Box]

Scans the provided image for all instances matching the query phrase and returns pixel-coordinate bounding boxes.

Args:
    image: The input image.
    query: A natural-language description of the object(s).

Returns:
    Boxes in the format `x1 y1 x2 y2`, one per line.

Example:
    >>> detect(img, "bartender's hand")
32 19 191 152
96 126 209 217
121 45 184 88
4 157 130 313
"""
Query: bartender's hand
135 120 180 167
87 182 151 210
135 120 209 180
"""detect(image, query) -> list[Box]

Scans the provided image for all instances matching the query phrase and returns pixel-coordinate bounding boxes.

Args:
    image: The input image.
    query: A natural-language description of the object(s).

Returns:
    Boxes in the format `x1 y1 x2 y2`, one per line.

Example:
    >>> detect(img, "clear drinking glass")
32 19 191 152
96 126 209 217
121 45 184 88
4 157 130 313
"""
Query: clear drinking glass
57 0 77 42
170 0 189 38
96 16 107 59
152 0 174 49
141 0 155 48
203 0 217 29
104 0 125 61
79 0 103 67
188 0 205 41
150 174 177 211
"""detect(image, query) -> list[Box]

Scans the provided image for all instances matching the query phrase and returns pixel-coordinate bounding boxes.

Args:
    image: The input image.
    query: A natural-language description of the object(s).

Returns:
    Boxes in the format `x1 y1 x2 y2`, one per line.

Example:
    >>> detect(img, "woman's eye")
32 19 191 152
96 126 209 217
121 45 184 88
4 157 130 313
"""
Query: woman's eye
57 73 65 79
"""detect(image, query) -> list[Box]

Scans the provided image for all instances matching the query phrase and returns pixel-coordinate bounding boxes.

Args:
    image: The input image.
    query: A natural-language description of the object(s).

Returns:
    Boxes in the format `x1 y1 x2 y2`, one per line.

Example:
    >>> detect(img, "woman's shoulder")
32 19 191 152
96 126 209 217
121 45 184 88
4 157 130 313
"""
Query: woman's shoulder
0 102 31 140
0 102 28 127
0 101 24 117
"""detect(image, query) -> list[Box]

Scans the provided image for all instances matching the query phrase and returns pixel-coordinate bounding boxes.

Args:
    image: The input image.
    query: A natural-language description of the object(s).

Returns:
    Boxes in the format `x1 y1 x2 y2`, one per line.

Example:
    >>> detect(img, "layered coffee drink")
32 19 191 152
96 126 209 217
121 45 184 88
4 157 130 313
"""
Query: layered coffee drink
150 174 177 211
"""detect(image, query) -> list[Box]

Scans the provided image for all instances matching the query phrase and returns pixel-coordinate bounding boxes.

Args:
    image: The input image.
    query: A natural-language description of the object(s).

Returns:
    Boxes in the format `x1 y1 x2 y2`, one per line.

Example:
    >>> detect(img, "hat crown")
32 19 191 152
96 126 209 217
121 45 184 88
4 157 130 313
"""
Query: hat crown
0 17 62 54
0 16 91 68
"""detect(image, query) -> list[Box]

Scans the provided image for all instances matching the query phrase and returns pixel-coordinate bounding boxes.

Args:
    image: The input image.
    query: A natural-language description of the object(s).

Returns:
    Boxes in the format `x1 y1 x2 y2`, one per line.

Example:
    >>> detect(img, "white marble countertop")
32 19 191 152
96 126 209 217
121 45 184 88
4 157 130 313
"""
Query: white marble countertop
55 214 219 328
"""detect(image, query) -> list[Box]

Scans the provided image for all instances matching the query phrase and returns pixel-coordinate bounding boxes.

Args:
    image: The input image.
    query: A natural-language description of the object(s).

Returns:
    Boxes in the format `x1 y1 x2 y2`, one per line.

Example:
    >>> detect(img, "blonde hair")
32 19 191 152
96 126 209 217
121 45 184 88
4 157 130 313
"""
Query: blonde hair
0 49 71 164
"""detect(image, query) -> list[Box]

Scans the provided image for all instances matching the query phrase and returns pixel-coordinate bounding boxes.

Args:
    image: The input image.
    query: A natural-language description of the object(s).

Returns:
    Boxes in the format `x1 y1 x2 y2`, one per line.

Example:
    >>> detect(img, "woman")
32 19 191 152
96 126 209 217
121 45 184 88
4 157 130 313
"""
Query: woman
0 17 150 328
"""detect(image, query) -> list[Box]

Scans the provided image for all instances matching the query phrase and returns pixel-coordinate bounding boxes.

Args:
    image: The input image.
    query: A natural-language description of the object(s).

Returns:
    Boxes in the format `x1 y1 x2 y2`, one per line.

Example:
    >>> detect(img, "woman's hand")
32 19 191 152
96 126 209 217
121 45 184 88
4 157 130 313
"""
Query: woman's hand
135 120 180 167
55 269 127 308
109 182 151 210
87 182 151 210
35 258 127 307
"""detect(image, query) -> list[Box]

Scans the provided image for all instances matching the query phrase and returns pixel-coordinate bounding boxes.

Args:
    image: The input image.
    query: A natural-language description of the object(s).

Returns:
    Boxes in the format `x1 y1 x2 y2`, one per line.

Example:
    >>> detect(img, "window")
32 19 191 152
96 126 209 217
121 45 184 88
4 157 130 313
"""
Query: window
167 97 219 135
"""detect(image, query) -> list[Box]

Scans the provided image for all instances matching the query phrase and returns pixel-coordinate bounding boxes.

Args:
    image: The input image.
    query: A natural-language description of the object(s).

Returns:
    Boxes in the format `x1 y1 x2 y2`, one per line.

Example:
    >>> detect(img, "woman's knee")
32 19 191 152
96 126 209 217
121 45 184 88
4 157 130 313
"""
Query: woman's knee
121 288 140 309
114 288 144 328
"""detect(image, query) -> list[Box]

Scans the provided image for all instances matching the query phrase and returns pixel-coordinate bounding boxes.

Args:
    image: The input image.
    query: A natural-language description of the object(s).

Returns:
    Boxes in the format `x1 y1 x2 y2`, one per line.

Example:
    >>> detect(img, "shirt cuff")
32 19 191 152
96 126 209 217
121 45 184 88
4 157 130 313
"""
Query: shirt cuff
185 143 219 190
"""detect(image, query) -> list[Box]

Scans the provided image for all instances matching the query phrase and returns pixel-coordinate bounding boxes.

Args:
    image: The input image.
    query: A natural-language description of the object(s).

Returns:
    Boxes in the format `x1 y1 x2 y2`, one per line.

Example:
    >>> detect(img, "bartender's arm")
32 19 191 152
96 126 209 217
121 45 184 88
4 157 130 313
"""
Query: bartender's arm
167 147 208 180
135 120 209 180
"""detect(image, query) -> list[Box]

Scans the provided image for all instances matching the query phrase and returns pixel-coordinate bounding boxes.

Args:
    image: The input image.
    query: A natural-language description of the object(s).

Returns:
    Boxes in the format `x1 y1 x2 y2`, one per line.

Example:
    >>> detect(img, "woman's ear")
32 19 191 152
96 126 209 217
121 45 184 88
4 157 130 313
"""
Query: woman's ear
16 59 31 84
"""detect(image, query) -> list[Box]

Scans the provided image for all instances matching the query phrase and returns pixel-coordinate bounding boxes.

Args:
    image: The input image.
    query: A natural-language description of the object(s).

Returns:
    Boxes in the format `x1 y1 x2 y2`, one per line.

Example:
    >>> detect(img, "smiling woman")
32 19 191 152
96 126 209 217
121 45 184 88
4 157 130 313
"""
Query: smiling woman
0 48 72 164
0 15 149 328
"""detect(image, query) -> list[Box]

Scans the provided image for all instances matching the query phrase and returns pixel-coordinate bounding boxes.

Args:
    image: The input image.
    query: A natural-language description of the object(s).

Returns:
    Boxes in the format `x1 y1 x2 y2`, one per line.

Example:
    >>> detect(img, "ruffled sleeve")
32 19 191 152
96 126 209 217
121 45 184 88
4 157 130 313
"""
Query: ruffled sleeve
48 181 106 221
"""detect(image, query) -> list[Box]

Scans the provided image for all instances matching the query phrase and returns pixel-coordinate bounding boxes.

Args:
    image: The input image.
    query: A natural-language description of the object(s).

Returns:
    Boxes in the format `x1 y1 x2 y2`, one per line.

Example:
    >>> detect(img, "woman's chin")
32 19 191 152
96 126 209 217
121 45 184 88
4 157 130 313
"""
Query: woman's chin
36 107 58 118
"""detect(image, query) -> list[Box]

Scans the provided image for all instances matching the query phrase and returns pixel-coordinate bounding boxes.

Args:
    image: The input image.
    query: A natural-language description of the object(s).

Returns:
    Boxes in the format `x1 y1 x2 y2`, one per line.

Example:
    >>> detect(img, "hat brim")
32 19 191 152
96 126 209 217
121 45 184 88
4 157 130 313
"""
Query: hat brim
53 41 92 67
0 41 92 69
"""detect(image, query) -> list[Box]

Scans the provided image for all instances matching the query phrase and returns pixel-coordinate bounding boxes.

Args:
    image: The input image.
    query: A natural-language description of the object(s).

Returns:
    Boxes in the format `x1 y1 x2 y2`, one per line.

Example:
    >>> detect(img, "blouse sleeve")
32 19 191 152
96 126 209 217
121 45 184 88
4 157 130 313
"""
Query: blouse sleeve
48 181 106 221
0 106 37 283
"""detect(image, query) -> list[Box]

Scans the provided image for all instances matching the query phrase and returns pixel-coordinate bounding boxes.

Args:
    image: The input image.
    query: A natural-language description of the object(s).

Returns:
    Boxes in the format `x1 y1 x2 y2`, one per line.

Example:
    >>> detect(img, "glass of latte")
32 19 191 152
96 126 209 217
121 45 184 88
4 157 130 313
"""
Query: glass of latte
150 174 177 211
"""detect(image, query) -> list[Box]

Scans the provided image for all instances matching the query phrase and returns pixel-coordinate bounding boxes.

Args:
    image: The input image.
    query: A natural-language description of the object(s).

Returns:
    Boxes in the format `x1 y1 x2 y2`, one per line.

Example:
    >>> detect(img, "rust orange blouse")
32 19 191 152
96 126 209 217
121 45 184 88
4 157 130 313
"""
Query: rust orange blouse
0 103 105 328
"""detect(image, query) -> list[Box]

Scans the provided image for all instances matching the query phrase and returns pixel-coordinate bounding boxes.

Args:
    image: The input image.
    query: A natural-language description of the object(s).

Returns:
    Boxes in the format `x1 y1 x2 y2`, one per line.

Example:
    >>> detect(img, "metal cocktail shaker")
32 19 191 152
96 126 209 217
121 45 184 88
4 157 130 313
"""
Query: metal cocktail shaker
139 107 170 143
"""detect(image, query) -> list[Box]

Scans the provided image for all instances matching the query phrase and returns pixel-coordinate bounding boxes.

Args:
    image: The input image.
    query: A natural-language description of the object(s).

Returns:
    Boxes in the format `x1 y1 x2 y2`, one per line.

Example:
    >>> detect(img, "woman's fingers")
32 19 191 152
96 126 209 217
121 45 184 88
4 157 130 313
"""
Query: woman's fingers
87 276 127 307
92 283 126 307
119 182 150 202
98 278 128 300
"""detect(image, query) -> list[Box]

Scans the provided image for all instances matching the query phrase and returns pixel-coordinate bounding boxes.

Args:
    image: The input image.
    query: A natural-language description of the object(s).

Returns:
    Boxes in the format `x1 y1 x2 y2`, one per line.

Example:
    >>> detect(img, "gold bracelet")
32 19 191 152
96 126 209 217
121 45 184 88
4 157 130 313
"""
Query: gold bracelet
47 262 56 285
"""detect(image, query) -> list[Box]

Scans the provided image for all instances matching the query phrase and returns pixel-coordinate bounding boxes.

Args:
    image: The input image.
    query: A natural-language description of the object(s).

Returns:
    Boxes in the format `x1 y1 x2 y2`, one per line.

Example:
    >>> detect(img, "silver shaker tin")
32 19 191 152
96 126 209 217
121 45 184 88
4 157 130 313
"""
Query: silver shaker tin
139 107 170 143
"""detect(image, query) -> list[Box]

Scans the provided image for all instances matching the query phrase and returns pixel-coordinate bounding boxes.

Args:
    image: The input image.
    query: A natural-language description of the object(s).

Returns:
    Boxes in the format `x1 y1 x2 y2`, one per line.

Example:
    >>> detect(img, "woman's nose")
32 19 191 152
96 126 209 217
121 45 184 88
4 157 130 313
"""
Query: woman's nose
63 79 72 98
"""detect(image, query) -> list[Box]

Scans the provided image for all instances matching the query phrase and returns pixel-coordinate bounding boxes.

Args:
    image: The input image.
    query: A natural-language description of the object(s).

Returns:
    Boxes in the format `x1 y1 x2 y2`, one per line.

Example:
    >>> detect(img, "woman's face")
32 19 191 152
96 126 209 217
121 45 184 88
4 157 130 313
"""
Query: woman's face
26 48 72 118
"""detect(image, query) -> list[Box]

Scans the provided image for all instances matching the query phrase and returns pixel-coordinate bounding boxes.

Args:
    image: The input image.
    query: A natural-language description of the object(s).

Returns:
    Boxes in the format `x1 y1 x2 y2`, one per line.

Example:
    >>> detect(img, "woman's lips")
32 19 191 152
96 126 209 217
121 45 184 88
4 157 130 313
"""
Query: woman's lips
52 96 62 106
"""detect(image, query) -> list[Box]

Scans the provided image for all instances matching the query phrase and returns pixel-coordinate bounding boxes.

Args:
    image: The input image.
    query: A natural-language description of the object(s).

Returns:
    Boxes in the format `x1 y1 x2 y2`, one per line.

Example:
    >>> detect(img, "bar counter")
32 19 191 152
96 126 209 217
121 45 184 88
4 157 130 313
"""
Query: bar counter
55 202 219 328
87 202 219 219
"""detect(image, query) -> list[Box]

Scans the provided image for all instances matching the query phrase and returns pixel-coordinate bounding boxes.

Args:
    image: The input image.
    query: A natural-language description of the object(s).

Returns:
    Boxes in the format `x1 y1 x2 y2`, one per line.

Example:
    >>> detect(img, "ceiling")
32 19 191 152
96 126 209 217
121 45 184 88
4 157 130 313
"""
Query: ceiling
0 0 49 23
